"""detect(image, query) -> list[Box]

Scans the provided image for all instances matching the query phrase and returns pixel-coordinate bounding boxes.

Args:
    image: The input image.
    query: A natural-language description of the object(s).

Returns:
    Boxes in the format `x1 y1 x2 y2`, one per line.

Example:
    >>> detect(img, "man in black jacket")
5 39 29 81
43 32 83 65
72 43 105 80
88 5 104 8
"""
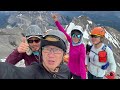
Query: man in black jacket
0 30 71 79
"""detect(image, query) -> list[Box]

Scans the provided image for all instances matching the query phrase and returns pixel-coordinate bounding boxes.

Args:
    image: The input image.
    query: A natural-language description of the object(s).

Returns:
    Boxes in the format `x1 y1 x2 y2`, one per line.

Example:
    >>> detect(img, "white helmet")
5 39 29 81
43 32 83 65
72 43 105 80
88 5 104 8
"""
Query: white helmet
25 25 44 39
71 25 83 35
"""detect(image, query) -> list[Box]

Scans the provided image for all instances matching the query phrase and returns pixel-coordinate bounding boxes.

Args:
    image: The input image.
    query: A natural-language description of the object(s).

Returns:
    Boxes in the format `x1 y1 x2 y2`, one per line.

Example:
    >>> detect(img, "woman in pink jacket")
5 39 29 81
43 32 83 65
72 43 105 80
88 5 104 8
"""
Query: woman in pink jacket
52 14 86 79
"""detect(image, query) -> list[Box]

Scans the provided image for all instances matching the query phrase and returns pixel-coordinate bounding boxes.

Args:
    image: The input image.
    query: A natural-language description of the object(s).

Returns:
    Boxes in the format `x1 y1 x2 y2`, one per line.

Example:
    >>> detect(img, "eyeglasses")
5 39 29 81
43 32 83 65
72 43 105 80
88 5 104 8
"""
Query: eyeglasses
72 34 81 39
42 46 63 54
27 39 40 43
90 35 100 38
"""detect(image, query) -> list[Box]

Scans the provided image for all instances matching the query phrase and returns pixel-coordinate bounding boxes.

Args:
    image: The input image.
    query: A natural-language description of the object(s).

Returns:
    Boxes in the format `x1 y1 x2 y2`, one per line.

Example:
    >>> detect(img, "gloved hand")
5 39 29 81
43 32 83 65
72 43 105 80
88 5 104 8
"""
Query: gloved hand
105 71 115 79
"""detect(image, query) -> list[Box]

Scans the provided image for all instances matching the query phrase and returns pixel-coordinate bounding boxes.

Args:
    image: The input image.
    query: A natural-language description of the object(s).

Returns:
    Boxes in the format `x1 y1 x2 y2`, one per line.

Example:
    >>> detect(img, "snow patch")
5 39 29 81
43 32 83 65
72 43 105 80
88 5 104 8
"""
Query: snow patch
0 58 25 67
87 20 92 24
78 15 82 18
82 24 90 39
0 58 6 62
66 22 75 34
105 30 120 48
117 62 120 68
83 30 89 39
88 41 92 45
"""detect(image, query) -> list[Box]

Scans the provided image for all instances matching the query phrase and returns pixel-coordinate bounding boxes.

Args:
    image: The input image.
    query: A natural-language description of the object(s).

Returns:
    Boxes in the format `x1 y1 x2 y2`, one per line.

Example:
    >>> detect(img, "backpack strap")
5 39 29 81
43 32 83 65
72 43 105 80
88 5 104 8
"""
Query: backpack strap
86 44 93 54
88 44 109 70
102 44 107 51
88 44 107 57
89 44 107 61
90 44 107 55
90 50 98 55
86 45 93 62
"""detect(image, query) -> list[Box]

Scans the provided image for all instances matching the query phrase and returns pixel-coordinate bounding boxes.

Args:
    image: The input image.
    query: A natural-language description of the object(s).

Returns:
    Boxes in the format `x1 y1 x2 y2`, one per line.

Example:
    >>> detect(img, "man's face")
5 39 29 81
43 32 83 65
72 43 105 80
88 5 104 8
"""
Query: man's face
27 37 41 51
42 46 64 70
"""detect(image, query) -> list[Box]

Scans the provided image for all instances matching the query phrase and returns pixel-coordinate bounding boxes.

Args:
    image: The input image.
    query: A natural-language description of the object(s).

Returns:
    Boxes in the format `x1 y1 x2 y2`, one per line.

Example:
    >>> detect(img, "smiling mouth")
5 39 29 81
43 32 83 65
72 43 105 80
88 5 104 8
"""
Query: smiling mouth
31 46 39 50
48 60 55 65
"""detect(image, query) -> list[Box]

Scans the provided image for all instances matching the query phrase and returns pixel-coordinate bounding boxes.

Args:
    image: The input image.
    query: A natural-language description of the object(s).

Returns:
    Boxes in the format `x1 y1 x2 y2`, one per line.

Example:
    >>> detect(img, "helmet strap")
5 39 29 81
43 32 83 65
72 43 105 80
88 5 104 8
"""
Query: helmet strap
95 41 102 46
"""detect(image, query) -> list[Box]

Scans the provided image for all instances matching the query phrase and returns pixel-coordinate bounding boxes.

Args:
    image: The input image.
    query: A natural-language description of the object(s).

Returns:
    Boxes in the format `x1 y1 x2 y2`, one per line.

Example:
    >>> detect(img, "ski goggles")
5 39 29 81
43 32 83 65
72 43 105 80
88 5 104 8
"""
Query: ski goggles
27 39 40 43
72 34 81 39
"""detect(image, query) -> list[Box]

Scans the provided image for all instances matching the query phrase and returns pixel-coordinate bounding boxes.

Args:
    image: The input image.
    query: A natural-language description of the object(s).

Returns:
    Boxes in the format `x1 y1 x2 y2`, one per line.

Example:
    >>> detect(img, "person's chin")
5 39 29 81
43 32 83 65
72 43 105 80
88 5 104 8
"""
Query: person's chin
92 42 96 44
47 65 56 70
75 42 78 44
32 48 39 51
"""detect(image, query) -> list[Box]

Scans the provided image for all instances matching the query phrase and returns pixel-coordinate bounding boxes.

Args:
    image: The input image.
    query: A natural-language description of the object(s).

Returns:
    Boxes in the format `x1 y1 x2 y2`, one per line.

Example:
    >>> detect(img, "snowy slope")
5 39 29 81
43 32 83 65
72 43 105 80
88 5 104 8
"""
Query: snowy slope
65 22 75 34
105 30 120 49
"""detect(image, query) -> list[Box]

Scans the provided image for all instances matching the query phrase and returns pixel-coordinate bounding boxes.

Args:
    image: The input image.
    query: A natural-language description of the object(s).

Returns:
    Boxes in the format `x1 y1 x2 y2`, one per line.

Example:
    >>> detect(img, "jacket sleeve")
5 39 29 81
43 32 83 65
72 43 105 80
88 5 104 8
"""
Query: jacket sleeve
55 21 72 43
106 47 117 73
85 55 89 65
79 44 86 79
0 62 35 79
5 49 24 65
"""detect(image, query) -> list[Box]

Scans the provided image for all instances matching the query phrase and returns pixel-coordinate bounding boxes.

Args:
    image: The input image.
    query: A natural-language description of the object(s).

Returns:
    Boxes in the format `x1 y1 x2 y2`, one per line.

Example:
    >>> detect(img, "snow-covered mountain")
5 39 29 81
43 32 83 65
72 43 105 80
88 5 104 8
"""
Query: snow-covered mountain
0 12 120 78
0 11 69 30
57 11 120 32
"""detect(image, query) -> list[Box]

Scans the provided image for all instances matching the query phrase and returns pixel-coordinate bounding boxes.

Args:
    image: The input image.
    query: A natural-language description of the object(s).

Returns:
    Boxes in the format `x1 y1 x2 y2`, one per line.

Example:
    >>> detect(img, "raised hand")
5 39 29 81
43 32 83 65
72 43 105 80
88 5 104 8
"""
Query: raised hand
17 37 29 53
51 13 58 21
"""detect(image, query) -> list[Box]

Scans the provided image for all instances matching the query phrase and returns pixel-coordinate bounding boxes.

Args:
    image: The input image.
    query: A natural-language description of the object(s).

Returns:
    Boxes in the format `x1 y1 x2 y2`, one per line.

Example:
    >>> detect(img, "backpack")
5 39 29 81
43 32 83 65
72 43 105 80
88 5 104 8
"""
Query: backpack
86 44 93 55
86 44 109 70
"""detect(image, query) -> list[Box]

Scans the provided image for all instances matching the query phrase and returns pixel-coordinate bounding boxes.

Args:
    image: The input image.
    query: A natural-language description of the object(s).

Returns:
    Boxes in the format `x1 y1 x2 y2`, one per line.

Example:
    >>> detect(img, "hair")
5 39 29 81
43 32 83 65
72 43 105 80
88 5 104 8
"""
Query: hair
100 37 105 42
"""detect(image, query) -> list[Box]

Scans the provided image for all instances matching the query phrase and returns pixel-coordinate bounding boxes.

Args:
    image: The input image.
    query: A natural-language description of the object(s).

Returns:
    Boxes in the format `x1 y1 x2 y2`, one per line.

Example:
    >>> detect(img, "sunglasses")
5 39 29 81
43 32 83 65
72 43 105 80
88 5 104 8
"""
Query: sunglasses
27 39 40 43
90 35 100 38
72 34 81 39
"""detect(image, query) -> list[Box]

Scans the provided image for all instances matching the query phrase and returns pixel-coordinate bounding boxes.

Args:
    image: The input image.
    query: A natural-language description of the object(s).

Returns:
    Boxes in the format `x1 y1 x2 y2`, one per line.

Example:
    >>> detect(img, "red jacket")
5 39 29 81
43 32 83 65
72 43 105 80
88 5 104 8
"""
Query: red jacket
5 49 40 66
